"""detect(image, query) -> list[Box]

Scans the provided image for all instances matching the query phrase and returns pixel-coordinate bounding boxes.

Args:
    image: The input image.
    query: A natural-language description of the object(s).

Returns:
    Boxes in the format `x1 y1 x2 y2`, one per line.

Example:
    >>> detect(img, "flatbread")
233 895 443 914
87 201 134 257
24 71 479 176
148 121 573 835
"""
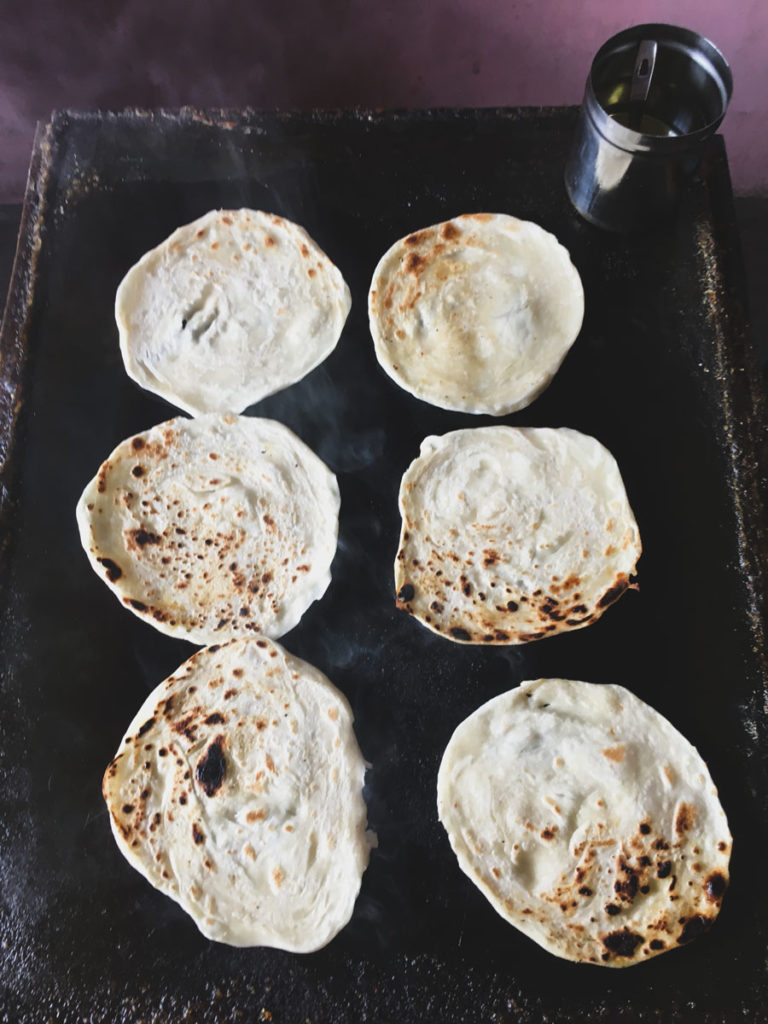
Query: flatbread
395 426 640 644
76 414 339 645
116 209 351 415
437 678 731 966
368 213 584 415
103 636 371 950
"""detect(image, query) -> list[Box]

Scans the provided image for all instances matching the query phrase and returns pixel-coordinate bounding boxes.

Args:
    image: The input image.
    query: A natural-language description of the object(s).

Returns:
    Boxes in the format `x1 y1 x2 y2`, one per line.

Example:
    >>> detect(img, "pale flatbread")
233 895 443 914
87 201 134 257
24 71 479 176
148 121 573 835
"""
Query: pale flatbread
395 426 640 644
103 636 372 950
76 414 339 645
368 213 584 415
437 679 731 966
116 209 351 415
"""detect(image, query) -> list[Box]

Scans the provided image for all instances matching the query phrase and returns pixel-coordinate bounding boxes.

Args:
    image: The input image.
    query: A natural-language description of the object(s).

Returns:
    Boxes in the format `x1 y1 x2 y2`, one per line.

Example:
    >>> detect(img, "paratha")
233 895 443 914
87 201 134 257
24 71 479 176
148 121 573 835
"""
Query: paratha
116 209 351 415
395 426 640 644
437 678 731 966
76 414 339 645
103 636 372 950
368 213 584 415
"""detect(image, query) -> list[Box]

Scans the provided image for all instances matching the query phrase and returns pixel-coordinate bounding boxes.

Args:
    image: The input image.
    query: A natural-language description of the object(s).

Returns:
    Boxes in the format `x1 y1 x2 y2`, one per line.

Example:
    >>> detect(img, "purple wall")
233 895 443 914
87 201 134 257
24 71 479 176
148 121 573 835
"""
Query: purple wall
0 0 764 201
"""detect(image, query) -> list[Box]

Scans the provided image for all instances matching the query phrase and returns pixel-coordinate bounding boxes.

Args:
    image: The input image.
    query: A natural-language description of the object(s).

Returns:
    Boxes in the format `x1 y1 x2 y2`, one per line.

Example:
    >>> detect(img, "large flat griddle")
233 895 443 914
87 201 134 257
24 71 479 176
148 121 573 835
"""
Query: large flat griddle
1 108 767 1022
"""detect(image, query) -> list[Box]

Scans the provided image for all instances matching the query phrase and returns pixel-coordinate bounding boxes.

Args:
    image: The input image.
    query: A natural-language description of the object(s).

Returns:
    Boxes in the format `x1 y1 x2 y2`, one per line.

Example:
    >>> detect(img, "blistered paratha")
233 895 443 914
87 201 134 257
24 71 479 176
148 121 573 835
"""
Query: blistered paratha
76 414 339 645
395 426 640 644
116 209 351 415
103 636 372 950
368 214 583 415
437 678 731 966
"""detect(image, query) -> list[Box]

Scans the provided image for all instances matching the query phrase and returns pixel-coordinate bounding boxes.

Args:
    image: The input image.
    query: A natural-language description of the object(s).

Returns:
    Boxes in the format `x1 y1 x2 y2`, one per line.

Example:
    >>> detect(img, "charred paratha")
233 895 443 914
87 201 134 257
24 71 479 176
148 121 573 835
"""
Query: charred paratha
437 678 731 966
395 426 640 644
368 213 583 415
103 636 371 950
76 414 339 645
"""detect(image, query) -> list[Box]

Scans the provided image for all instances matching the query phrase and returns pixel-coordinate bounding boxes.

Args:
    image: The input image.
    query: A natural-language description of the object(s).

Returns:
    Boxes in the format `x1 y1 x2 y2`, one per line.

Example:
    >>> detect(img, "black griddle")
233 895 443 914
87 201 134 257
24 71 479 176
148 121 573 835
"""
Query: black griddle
1 108 767 1023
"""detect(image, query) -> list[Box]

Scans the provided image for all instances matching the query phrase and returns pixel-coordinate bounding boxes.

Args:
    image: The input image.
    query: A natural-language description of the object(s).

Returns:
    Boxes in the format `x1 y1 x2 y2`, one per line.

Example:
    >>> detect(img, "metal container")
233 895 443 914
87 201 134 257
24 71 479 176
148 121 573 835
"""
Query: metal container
565 23 732 231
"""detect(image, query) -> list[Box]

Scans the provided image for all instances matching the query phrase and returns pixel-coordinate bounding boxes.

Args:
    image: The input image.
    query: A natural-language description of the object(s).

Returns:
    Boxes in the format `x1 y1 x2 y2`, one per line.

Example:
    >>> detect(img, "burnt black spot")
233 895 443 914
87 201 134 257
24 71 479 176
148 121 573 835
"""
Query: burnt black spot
131 438 145 451
208 644 220 653
495 631 509 642
506 600 519 612
462 582 472 596
598 578 629 608
98 558 123 582
604 904 621 916
602 929 643 957
430 601 444 613
653 838 670 851
205 713 224 725
639 822 651 834
181 318 188 329
130 528 162 548
678 915 712 945
397 583 415 603
127 599 148 613
614 872 639 902
640 885 650 894
131 465 145 478
122 804 134 814
450 627 471 641
705 871 727 902
196 737 226 797
579 886 593 896
649 939 665 950
192 822 205 844
137 717 155 738
657 860 672 879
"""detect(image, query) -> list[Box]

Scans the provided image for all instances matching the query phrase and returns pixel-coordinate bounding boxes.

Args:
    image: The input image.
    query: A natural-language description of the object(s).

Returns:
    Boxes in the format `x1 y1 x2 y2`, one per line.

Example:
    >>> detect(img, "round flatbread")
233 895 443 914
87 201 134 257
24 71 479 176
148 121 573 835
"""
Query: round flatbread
368 213 584 415
395 426 640 644
437 678 731 966
103 636 371 950
76 414 339 645
116 208 351 415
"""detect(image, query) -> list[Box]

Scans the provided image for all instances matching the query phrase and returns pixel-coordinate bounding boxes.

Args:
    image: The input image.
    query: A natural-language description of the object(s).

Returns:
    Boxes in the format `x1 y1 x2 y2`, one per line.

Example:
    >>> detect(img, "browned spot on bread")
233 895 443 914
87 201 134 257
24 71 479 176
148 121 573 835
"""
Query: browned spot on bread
404 252 424 274
602 745 625 763
404 230 427 246
675 802 696 835
247 809 265 823
192 823 205 845
441 221 461 241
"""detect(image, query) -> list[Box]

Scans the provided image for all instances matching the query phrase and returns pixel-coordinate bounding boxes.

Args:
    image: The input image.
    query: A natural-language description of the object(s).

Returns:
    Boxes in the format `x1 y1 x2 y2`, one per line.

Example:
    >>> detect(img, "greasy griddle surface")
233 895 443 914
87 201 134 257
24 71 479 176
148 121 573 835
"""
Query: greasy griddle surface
1 109 767 1022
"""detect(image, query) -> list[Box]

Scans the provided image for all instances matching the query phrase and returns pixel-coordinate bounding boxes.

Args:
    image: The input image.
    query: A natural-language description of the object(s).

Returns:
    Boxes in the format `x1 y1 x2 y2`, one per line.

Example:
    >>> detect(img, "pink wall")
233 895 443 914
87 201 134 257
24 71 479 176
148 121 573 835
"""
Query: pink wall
0 0 764 201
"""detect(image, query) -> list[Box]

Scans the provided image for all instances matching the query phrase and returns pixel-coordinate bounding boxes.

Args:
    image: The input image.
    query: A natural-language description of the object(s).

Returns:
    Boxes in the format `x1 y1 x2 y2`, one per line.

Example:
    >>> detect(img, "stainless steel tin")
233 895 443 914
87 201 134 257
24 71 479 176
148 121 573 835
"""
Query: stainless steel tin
565 24 732 231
